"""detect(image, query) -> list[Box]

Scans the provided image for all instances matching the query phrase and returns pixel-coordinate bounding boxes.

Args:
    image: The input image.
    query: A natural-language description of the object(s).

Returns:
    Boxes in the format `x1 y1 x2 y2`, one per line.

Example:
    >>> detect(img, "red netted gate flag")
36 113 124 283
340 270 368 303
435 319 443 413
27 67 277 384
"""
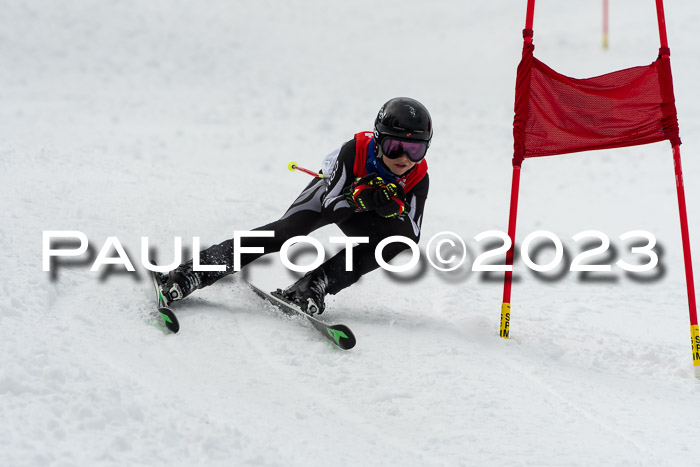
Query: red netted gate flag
500 0 698 370
514 42 680 162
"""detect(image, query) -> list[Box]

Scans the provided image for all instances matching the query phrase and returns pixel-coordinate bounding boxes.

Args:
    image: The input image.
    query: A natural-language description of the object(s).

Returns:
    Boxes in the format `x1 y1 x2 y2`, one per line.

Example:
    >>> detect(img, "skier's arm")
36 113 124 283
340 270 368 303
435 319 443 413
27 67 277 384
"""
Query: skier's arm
319 140 357 222
388 173 429 242
321 174 429 295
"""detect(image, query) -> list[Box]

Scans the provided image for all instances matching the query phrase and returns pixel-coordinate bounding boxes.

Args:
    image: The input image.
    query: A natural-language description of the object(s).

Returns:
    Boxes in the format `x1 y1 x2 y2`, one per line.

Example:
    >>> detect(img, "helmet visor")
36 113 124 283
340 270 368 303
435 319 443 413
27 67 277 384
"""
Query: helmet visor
380 138 428 162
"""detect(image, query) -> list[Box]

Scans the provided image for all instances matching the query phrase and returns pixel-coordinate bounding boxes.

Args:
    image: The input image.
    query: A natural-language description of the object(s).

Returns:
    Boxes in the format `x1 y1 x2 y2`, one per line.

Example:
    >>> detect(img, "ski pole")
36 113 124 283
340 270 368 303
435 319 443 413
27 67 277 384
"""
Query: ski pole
288 161 324 179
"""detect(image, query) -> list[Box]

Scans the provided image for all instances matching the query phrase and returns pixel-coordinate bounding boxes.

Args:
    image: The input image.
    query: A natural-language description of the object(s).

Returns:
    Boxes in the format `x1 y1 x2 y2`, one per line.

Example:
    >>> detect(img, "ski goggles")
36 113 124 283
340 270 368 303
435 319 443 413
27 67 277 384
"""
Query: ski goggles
380 137 428 163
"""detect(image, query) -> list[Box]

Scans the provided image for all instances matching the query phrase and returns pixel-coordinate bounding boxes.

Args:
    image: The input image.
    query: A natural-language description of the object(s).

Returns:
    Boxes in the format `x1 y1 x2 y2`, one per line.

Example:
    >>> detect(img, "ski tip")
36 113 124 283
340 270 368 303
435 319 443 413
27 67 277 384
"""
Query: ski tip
158 307 180 333
328 324 356 350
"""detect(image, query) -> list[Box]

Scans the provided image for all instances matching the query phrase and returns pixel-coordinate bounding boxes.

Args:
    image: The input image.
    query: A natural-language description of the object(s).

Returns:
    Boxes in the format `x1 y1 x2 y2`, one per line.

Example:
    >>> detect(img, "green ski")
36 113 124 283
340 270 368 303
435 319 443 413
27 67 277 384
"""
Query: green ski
247 282 356 350
150 271 180 333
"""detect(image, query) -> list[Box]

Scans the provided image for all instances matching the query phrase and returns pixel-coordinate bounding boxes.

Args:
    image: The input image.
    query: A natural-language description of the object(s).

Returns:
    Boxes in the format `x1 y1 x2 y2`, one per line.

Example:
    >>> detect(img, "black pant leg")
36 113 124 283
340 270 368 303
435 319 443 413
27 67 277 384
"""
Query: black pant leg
194 210 332 287
320 212 415 295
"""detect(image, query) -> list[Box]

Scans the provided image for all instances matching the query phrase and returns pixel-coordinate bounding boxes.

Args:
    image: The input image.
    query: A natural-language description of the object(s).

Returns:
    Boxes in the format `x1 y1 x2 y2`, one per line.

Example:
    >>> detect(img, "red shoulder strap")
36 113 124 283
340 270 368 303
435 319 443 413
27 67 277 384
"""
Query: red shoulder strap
353 131 373 178
352 131 428 193
401 159 428 193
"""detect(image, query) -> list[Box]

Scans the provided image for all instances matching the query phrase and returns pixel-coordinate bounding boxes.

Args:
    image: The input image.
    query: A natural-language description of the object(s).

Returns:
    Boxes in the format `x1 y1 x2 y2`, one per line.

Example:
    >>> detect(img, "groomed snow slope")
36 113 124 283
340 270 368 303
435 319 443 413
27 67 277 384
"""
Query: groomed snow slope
1 1 700 465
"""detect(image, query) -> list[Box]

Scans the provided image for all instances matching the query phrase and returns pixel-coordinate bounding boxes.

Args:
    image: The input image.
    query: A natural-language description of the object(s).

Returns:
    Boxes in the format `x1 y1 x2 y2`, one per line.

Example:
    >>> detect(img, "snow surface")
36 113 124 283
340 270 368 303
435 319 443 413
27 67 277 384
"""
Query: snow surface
2 0 700 465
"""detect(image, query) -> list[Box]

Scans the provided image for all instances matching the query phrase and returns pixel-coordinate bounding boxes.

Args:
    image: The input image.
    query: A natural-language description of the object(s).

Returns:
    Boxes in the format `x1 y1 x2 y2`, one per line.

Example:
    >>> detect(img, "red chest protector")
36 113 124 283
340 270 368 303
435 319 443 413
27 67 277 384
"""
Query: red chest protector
352 131 428 193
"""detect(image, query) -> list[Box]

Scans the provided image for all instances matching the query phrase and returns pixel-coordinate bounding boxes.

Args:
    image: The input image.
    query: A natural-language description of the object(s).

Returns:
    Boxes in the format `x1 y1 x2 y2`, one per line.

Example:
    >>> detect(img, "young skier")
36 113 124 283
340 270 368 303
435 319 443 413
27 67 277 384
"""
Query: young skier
156 97 432 314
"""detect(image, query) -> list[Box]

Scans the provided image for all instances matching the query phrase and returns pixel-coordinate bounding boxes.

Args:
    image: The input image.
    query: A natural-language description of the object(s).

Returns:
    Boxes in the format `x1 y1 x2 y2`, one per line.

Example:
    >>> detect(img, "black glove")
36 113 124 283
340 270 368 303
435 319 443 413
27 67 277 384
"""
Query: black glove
344 173 385 211
374 182 409 218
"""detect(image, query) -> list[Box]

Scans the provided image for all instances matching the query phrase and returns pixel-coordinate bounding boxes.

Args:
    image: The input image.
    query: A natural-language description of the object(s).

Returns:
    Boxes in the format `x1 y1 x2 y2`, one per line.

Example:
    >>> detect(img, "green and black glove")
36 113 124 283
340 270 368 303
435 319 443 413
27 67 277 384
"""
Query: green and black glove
374 182 408 218
344 173 385 211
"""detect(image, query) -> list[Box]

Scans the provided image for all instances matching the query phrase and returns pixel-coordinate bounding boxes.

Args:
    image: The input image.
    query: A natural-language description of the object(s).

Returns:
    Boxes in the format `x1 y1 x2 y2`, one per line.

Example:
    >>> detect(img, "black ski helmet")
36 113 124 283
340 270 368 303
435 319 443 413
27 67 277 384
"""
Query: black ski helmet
374 97 433 148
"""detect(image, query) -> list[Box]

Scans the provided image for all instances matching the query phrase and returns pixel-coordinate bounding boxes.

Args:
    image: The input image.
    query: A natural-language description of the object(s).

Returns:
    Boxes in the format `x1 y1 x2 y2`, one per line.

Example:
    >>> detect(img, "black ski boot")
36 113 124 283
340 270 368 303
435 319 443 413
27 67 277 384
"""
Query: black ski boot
156 262 203 305
281 269 329 315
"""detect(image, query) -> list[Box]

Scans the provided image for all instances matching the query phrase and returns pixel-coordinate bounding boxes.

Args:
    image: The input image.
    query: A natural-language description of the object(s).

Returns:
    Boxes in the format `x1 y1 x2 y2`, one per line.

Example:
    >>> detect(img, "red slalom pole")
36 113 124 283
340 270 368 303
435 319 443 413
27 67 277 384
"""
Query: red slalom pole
525 0 535 33
500 162 523 339
655 0 669 48
288 161 324 179
655 0 698 374
672 146 700 373
501 0 534 340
